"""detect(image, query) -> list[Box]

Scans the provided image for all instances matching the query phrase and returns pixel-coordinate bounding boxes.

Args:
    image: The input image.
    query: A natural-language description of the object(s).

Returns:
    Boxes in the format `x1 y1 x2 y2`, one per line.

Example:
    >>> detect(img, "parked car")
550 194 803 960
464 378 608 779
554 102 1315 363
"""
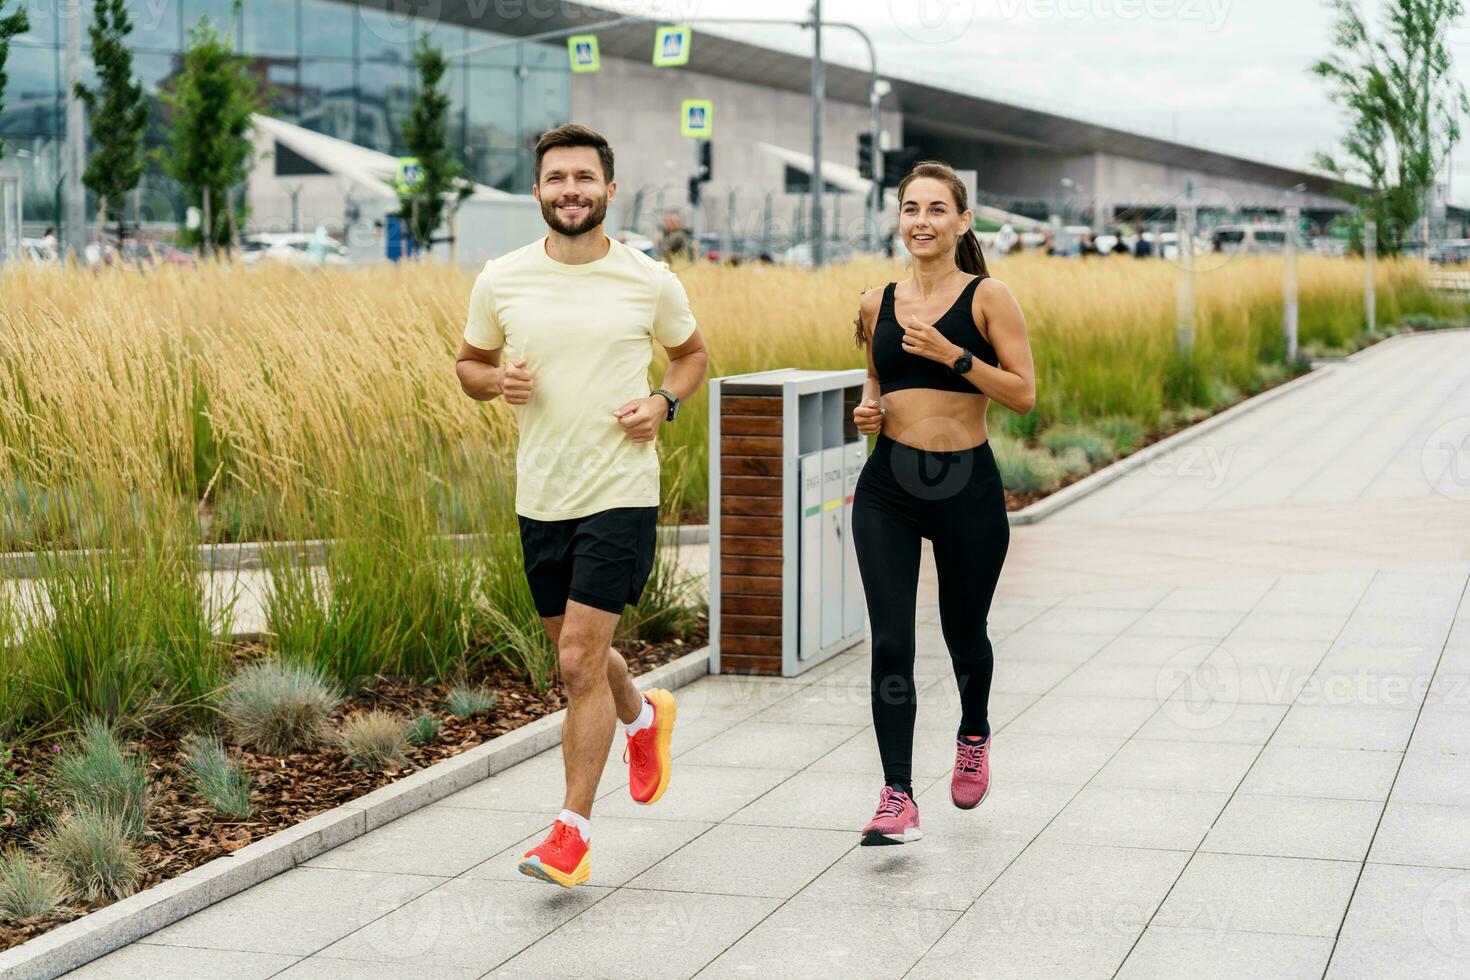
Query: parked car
1211 224 1289 254
241 232 350 266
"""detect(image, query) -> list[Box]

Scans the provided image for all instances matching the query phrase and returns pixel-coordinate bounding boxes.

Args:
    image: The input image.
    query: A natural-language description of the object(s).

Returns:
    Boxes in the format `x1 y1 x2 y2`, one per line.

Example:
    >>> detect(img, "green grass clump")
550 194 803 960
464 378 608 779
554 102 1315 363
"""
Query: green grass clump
337 710 410 771
445 685 499 719
992 436 1065 494
1094 416 1145 455
405 713 441 746
52 717 151 840
40 808 141 902
183 734 252 819
0 847 69 918
219 659 342 756
1039 425 1114 466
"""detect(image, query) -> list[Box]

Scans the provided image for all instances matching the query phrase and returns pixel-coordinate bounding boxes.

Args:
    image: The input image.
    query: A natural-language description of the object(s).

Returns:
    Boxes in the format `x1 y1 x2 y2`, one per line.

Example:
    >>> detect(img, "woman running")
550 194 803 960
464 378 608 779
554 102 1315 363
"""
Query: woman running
850 161 1036 845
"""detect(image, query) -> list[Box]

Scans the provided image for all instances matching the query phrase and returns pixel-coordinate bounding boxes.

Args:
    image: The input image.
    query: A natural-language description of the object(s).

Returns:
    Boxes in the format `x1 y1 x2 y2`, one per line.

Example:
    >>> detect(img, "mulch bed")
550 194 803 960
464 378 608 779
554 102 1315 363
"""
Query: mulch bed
0 618 707 953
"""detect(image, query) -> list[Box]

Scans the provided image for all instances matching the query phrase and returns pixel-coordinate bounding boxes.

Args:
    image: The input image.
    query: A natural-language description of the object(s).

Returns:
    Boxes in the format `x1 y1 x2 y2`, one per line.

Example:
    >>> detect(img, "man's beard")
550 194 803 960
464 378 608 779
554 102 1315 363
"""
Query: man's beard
541 194 608 237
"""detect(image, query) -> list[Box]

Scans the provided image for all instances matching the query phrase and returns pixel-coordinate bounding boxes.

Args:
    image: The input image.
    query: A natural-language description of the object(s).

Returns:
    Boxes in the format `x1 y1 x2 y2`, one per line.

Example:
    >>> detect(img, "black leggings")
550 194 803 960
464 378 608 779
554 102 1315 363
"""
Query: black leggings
851 432 1010 787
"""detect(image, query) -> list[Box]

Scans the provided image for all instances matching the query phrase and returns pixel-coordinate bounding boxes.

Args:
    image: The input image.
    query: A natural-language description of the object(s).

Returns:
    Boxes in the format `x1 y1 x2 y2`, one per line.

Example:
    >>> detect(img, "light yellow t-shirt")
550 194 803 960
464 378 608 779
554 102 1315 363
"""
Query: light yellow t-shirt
464 236 698 521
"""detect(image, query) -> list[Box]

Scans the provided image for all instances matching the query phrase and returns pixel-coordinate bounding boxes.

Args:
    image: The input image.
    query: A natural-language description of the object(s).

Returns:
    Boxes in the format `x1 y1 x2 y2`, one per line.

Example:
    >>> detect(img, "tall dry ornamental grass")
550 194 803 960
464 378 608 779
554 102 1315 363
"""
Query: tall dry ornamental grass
0 254 1451 547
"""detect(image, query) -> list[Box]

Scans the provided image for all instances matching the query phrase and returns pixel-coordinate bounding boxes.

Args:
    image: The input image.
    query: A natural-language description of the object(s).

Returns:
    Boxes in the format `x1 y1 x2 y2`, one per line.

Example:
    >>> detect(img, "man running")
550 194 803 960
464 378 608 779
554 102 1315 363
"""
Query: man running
455 124 708 888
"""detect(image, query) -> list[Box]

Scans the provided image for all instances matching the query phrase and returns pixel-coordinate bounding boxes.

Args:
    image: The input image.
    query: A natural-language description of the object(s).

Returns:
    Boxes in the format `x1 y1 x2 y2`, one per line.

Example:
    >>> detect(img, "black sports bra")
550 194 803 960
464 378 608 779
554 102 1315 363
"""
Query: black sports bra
873 275 998 396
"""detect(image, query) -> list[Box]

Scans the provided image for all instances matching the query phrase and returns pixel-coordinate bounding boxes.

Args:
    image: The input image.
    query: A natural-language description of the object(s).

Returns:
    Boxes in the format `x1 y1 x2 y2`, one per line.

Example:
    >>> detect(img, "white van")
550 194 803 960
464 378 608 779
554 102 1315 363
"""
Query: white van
1211 225 1289 254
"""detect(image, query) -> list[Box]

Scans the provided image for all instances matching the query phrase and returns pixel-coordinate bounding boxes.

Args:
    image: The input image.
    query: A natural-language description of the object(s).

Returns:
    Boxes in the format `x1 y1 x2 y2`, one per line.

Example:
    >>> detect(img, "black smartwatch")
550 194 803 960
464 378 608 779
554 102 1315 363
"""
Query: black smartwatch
651 388 680 421
950 348 974 375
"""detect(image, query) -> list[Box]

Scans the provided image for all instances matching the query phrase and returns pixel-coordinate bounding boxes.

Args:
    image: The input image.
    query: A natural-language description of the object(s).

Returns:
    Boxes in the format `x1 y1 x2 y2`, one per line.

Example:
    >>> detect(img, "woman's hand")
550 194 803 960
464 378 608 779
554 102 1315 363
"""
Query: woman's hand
853 398 885 435
901 315 962 365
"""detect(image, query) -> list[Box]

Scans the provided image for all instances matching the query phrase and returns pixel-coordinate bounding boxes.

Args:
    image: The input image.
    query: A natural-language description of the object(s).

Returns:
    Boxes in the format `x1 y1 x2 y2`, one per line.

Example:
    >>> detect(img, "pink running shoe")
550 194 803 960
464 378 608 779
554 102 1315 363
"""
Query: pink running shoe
860 786 922 846
951 735 991 809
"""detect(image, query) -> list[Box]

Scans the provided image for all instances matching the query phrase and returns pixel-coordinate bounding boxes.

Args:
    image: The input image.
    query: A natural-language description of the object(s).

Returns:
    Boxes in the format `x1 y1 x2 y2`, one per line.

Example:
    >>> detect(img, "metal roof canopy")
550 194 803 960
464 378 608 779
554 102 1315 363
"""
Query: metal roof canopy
351 0 1341 197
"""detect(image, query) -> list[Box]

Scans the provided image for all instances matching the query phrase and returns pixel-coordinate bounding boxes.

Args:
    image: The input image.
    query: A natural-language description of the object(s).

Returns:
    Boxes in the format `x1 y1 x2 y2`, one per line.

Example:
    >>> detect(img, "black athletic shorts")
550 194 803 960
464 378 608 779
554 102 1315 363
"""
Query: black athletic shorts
517 506 659 618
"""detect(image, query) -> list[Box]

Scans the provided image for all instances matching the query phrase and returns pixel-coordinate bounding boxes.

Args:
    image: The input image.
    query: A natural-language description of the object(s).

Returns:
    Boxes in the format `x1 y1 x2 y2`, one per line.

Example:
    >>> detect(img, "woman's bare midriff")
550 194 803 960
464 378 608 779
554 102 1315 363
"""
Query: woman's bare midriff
880 388 991 451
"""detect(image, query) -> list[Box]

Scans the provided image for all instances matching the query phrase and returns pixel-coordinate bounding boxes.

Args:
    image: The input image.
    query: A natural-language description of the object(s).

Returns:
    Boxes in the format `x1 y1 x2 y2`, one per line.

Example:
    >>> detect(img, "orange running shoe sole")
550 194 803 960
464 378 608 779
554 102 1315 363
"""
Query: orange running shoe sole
517 849 590 888
638 688 678 805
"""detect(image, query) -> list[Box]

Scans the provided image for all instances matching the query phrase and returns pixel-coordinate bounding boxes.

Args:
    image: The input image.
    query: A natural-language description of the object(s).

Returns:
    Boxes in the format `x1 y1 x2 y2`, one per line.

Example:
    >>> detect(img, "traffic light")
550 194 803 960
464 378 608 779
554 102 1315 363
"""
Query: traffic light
857 132 874 180
881 146 923 189
688 174 702 207
697 140 712 181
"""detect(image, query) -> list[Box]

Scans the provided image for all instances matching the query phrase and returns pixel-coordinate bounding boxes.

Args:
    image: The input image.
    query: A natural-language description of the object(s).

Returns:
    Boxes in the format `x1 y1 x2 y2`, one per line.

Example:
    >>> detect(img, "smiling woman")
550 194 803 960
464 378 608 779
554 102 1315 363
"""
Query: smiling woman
848 158 1037 847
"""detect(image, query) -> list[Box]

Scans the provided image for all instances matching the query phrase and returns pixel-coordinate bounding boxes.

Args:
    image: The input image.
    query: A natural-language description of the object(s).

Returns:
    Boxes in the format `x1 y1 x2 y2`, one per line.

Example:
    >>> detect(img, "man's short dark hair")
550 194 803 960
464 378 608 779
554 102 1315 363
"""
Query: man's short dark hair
534 124 615 183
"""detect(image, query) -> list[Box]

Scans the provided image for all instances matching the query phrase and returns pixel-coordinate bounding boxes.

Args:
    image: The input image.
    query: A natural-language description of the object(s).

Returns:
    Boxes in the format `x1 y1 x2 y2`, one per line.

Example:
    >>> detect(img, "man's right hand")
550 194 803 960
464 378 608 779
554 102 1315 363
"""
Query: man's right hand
502 359 534 405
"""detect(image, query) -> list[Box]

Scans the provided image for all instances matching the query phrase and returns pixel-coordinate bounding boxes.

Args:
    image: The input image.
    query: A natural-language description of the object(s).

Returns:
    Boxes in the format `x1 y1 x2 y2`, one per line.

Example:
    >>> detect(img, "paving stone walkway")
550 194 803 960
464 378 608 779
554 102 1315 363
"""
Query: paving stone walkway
62 331 1470 979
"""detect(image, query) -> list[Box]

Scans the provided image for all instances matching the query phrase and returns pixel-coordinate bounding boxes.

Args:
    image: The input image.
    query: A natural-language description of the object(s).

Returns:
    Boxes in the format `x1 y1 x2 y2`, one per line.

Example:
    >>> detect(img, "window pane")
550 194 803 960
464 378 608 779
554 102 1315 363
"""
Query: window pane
15 0 56 45
466 65 516 152
301 0 351 58
130 0 180 52
355 61 414 155
251 58 300 118
356 5 415 63
299 59 355 140
463 26 518 66
520 68 567 143
0 44 59 139
242 0 298 58
181 0 239 40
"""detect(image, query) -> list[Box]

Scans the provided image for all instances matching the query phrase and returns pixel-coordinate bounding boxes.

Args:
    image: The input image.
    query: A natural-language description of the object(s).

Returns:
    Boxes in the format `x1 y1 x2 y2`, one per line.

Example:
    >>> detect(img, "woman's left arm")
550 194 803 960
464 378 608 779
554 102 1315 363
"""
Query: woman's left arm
956 278 1035 414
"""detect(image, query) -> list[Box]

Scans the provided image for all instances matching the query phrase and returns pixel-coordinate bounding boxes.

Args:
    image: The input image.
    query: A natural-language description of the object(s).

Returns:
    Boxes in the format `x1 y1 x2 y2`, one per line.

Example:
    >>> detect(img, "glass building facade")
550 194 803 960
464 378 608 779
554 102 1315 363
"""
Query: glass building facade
0 0 569 227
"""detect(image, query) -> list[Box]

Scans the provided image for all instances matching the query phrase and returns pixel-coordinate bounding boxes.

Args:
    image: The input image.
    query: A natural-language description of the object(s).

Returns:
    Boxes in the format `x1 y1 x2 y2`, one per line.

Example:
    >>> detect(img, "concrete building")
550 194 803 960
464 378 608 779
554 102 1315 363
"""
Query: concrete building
0 0 1385 255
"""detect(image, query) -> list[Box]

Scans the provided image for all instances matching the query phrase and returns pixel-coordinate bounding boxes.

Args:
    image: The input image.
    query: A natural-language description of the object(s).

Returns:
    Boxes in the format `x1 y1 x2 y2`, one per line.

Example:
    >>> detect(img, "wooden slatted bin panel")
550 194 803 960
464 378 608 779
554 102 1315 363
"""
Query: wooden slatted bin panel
719 393 784 675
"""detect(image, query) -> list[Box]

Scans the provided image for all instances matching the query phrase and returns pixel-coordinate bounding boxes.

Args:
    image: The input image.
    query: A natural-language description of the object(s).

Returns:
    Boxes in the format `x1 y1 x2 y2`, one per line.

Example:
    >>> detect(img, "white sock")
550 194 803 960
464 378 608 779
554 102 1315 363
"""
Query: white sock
558 808 590 843
624 695 654 735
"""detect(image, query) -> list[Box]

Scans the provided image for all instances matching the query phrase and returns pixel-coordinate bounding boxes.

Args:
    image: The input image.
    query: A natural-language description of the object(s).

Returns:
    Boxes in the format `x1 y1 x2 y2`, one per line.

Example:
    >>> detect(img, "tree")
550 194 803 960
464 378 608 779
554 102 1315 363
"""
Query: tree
75 0 148 245
0 0 30 162
1313 0 1470 256
397 36 471 252
156 12 263 256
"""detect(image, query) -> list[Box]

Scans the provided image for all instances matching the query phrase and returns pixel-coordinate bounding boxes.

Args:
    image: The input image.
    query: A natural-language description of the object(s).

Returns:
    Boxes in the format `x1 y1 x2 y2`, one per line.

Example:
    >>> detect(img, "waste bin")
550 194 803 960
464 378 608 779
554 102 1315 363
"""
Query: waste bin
708 368 869 676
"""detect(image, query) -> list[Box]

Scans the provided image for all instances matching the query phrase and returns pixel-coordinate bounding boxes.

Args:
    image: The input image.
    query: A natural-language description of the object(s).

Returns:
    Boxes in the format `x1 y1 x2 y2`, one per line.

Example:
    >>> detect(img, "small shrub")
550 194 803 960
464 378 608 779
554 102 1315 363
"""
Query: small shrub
1000 408 1040 441
1054 446 1092 476
0 745 48 836
1094 416 1144 455
52 717 150 839
337 711 410 771
405 713 441 746
41 809 141 902
445 685 499 719
219 659 342 755
1039 425 1113 465
992 436 1065 494
0 847 69 918
182 734 252 820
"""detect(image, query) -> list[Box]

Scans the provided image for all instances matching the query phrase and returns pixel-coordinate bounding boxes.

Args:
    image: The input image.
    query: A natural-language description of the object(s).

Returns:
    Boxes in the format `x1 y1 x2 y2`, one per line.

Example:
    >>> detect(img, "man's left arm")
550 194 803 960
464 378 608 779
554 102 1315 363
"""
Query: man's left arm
613 272 708 443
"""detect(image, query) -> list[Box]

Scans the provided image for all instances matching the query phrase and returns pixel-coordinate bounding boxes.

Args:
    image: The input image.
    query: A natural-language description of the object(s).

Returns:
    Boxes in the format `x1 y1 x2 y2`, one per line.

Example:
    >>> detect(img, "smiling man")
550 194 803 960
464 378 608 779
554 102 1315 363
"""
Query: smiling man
455 124 708 887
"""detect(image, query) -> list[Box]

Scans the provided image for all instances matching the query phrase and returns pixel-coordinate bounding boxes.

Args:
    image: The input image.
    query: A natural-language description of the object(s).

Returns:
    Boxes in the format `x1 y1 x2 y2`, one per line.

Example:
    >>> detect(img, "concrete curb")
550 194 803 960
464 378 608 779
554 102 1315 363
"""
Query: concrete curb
0 646 713 980
1005 326 1465 526
0 523 710 579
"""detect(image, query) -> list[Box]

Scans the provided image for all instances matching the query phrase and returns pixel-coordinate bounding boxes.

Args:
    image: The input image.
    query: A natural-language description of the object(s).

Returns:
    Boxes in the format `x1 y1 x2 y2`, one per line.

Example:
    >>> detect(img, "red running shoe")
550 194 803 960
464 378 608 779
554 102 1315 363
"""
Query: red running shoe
951 735 991 809
517 820 590 888
624 689 677 804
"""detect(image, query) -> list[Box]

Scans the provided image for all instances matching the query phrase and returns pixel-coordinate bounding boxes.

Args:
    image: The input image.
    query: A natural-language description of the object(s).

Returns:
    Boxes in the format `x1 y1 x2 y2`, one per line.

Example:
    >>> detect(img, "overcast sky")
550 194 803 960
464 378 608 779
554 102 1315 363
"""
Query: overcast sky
592 0 1470 204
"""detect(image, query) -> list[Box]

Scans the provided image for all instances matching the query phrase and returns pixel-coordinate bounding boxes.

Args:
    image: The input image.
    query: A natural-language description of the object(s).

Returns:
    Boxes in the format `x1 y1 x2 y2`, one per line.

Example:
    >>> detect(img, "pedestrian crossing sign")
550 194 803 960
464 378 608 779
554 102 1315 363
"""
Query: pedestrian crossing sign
653 25 692 67
681 99 713 138
568 35 600 73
